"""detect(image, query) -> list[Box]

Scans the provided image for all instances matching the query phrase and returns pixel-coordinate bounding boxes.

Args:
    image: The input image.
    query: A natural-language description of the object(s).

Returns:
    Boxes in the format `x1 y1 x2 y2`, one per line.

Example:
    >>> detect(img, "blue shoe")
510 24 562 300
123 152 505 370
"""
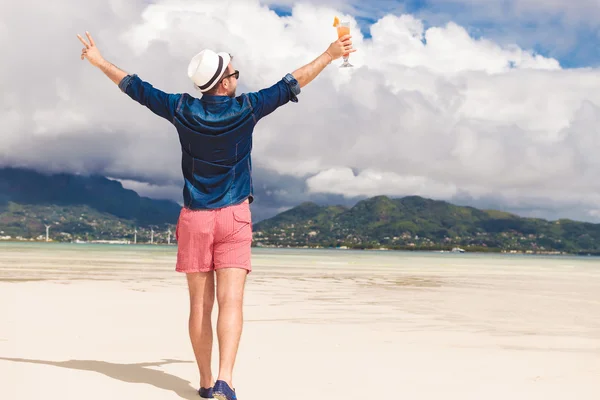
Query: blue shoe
198 387 213 399
213 380 237 400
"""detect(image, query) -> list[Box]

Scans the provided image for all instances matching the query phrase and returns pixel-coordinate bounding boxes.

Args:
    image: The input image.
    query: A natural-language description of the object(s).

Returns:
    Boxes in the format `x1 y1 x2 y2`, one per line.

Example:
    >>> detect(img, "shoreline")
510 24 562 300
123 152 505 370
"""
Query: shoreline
1 240 600 258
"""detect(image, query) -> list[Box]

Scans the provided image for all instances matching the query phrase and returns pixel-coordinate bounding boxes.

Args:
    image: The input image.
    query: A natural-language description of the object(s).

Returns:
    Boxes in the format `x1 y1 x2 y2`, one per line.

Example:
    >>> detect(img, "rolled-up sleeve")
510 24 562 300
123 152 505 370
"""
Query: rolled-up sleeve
118 74 181 122
246 73 301 123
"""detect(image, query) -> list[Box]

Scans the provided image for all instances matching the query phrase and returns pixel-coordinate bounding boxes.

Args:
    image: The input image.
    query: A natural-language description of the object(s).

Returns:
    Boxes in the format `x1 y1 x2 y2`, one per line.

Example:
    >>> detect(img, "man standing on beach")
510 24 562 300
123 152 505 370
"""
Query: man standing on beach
77 31 355 400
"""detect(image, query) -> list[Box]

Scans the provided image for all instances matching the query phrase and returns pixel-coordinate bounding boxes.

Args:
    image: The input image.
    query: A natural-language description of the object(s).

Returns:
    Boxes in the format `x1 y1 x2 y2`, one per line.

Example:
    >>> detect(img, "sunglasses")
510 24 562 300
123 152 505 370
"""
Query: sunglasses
221 70 239 81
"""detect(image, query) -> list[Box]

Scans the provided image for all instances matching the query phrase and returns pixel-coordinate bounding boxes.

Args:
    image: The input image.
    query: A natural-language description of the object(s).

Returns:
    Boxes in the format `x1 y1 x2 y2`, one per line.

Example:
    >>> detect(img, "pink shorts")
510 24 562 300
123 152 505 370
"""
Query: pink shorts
175 199 253 274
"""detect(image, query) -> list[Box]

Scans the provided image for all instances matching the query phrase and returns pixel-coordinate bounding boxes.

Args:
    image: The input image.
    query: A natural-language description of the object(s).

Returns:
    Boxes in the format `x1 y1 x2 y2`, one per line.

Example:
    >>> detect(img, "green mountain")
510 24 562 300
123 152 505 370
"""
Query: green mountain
253 195 600 254
4 167 600 253
0 167 181 242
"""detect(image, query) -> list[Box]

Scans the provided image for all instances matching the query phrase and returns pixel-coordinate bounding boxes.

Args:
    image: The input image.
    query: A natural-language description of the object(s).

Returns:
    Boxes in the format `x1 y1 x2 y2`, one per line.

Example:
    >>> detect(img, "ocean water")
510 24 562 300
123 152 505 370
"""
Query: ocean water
2 241 600 274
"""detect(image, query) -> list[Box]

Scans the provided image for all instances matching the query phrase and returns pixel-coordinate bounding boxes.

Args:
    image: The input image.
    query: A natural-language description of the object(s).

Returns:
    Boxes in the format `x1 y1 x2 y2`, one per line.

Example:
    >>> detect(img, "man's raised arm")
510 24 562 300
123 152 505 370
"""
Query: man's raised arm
245 34 356 123
291 33 356 88
77 31 180 122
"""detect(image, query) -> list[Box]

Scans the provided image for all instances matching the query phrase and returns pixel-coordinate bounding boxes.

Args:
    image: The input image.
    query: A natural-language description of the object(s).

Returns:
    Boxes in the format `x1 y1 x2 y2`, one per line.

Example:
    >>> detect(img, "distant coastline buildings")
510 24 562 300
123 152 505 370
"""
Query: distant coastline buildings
0 227 177 245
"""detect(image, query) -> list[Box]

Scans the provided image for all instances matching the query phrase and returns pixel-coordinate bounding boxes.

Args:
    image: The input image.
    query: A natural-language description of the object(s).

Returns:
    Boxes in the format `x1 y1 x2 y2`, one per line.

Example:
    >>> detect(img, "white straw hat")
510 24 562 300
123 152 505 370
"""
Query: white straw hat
187 49 232 92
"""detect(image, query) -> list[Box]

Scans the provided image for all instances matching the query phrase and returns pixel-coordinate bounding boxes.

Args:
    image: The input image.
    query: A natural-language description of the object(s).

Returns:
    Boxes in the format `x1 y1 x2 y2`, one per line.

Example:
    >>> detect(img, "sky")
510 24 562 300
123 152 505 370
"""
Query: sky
3 0 600 223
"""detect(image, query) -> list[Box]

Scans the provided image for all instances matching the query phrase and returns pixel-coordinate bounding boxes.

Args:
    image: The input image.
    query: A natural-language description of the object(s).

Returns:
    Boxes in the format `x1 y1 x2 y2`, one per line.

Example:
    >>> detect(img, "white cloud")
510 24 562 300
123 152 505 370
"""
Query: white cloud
116 178 184 205
368 15 560 75
306 168 459 199
3 0 600 222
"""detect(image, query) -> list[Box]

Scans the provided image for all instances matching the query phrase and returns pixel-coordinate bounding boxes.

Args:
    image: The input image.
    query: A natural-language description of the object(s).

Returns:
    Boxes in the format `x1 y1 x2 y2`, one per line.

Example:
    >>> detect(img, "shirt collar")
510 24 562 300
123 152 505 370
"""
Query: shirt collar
200 94 232 103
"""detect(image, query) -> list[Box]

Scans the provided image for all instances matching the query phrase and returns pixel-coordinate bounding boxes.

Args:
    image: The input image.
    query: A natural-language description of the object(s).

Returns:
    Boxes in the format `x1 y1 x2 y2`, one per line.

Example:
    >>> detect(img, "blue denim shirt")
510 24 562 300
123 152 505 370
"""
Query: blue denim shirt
118 72 301 210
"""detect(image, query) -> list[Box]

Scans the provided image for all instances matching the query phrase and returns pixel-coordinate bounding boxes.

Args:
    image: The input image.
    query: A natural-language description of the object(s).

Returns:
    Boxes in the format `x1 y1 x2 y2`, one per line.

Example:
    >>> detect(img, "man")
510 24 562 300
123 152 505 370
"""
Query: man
77 30 355 400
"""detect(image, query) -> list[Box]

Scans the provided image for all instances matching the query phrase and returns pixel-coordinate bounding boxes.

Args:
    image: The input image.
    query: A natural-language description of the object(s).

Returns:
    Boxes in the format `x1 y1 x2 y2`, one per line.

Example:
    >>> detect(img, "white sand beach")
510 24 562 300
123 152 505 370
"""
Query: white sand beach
1 243 599 399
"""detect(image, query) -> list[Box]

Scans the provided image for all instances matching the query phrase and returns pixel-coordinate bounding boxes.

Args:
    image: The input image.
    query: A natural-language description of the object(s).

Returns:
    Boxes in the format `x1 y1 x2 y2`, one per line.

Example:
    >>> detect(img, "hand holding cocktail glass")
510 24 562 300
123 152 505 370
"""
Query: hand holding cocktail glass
332 16 356 67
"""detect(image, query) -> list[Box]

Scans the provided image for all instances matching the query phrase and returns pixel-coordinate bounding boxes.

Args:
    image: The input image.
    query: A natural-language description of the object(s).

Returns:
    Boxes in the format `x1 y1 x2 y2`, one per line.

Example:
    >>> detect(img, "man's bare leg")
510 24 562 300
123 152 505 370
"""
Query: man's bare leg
215 268 247 388
187 272 216 389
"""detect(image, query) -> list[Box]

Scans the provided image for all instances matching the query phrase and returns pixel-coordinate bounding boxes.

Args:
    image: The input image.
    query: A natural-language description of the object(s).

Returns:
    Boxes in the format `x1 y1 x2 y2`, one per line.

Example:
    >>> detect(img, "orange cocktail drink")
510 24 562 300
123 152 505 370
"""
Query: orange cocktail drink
337 25 350 39
337 25 350 56
333 17 353 67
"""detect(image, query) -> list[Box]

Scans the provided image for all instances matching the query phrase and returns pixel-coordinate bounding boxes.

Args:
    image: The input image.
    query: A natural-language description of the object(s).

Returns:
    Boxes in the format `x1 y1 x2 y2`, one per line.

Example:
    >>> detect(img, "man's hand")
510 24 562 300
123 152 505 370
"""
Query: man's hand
326 34 356 60
77 31 128 86
77 31 104 68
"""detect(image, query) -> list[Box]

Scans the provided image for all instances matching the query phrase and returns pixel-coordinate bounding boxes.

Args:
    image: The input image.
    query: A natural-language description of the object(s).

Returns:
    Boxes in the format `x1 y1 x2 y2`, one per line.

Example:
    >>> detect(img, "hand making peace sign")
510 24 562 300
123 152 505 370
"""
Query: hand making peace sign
77 31 104 67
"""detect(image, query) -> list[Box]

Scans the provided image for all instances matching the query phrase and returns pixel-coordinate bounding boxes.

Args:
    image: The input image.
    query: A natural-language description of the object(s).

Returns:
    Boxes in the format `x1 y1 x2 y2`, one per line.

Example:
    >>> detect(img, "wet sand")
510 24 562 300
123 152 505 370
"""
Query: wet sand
1 243 599 399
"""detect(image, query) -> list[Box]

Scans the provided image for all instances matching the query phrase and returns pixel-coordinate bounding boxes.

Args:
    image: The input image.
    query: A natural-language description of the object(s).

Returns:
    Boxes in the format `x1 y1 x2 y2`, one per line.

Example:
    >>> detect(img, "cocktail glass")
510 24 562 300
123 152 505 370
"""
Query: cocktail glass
337 21 353 68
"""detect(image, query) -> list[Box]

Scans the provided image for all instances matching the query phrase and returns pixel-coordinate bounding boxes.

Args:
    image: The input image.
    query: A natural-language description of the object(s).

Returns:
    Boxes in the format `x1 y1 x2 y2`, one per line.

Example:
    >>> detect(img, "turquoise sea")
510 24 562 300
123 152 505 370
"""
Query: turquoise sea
2 241 600 282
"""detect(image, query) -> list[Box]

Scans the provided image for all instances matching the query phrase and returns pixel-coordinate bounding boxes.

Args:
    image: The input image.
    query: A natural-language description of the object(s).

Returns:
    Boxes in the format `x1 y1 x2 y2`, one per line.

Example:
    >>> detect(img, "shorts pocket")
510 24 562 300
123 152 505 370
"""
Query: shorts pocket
175 208 185 241
232 204 252 225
